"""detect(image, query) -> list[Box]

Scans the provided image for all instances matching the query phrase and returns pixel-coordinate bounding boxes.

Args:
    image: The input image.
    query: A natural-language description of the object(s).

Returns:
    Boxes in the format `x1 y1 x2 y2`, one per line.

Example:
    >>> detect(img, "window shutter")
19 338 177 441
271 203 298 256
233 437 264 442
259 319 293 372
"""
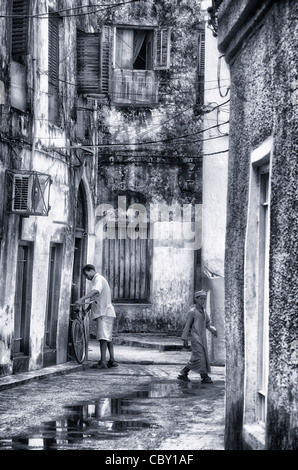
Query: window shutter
198 30 205 76
154 28 171 70
103 229 150 302
196 29 205 106
12 0 29 59
77 32 100 94
100 25 112 94
48 14 60 87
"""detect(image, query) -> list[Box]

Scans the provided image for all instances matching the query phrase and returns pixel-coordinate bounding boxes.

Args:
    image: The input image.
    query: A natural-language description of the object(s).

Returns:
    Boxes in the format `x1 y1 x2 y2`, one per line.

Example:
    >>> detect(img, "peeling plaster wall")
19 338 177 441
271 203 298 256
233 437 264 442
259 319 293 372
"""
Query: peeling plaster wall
94 158 202 333
0 0 207 376
91 0 205 334
218 0 298 450
0 0 99 375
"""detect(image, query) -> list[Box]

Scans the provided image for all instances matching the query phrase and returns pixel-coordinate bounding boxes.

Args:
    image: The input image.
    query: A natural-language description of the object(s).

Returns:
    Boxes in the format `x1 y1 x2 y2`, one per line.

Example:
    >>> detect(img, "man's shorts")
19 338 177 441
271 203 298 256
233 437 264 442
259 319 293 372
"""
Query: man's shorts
96 316 114 342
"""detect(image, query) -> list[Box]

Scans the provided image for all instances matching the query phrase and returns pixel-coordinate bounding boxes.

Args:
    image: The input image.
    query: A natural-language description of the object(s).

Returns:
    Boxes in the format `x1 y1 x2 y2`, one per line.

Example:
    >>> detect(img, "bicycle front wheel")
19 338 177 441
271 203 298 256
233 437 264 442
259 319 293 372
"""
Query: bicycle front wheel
71 319 86 364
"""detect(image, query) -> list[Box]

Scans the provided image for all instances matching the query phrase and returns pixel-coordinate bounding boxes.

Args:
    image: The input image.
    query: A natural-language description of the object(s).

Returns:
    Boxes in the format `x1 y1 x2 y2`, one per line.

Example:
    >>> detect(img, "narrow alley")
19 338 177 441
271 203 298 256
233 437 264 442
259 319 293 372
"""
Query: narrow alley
0 337 225 452
1 0 297 453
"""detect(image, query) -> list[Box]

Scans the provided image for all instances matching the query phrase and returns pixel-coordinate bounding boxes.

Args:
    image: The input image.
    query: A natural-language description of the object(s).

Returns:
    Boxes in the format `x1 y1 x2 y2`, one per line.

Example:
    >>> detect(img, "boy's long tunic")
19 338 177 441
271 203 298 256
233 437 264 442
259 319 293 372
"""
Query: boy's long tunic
181 306 214 374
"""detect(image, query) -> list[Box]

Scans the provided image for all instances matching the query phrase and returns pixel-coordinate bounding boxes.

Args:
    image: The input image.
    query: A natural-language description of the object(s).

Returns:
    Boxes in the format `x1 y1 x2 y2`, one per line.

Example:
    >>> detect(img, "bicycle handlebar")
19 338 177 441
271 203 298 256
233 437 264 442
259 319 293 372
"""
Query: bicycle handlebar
70 301 93 307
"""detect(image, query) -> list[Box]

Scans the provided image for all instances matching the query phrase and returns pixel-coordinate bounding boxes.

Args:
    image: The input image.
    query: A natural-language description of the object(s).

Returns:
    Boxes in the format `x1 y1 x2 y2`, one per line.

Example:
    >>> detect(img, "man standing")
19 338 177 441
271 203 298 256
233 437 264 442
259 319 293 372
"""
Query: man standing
75 264 118 369
177 289 217 383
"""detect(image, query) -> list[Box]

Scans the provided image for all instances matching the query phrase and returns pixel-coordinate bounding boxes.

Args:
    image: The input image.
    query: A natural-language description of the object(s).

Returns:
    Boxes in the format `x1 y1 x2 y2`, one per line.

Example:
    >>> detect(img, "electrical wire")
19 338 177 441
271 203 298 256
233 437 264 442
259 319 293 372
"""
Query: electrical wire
42 121 229 150
217 55 230 98
95 147 229 166
0 1 142 19
2 95 229 139
36 68 230 91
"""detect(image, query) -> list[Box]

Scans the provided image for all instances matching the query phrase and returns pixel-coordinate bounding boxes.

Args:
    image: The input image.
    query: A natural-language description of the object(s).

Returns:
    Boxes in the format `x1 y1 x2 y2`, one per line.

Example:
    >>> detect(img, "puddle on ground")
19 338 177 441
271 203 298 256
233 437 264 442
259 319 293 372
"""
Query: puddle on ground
0 380 203 450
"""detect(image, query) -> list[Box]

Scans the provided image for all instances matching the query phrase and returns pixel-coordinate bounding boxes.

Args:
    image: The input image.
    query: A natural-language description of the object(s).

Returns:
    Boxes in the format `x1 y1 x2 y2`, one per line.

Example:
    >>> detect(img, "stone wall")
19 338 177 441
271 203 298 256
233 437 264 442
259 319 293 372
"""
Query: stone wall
218 0 298 450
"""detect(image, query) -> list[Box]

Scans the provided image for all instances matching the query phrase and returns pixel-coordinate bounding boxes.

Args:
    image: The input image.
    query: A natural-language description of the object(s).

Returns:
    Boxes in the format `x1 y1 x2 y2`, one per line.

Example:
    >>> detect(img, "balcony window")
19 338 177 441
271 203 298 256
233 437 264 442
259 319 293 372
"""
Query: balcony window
76 25 170 105
111 27 171 105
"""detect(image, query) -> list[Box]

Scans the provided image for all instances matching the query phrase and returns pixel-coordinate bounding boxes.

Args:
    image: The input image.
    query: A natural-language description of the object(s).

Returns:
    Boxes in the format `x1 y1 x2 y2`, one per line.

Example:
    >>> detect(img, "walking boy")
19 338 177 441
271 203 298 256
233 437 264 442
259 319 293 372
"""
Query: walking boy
177 289 217 383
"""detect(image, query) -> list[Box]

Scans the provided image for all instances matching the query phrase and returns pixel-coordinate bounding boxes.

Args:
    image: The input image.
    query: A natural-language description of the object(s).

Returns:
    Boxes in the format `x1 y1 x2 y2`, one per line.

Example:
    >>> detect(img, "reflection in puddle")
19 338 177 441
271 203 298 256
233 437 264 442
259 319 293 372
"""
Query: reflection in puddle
0 380 203 450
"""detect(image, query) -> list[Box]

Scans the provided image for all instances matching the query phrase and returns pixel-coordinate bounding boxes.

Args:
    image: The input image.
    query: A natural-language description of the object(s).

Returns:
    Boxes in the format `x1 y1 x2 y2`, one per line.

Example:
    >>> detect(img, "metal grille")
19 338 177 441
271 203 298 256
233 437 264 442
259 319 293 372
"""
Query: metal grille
13 174 29 211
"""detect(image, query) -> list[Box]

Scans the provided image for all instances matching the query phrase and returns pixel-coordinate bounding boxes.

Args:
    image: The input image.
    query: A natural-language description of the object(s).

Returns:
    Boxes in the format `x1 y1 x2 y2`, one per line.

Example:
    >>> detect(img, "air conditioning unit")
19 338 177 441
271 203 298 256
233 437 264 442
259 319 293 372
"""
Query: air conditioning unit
6 170 52 216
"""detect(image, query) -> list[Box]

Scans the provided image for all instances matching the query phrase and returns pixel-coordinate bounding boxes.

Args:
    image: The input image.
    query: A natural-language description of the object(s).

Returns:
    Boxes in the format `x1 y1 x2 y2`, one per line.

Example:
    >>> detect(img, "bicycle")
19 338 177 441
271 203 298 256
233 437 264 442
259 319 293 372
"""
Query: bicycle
69 303 91 364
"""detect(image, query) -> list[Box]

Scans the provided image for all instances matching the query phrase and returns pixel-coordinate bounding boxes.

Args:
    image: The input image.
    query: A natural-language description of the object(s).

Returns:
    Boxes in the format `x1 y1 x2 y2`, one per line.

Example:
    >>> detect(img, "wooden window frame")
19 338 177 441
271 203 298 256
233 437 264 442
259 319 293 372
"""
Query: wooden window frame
153 27 171 70
11 0 29 63
257 164 270 425
243 137 272 448
77 31 101 94
111 26 170 105
112 26 171 71
11 0 29 111
48 11 61 124
102 226 151 303
77 26 111 96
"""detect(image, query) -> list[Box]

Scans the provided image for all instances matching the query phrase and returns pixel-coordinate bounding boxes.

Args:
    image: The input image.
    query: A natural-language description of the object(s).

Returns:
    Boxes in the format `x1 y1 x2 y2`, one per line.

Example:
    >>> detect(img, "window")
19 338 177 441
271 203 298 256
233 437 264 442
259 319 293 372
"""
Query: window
113 27 171 71
257 165 270 423
115 29 154 70
77 32 101 94
153 28 171 70
243 137 272 447
11 0 29 63
101 194 151 302
11 0 29 111
102 226 150 302
48 12 61 124
76 25 170 104
111 26 171 105
77 26 111 95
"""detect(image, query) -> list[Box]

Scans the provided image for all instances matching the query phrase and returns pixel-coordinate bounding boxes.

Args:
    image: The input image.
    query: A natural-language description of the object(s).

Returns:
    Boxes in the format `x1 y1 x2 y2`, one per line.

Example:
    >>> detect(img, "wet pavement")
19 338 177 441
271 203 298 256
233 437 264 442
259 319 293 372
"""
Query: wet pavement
0 335 226 451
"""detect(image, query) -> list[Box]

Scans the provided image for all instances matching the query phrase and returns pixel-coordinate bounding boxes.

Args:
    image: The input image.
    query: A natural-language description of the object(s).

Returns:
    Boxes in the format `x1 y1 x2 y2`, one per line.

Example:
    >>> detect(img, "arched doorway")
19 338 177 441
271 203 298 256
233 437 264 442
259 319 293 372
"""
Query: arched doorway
71 182 88 304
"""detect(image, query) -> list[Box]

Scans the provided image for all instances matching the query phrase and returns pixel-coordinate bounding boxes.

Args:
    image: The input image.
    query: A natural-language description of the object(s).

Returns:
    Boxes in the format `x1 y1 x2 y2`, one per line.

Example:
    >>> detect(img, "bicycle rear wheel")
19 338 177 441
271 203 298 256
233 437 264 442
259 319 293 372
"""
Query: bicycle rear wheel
71 319 86 364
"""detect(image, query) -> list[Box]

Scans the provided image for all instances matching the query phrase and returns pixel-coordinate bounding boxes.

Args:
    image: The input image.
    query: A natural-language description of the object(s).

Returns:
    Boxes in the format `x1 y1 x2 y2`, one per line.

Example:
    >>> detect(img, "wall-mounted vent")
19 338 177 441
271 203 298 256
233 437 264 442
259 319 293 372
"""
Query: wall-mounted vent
6 170 52 216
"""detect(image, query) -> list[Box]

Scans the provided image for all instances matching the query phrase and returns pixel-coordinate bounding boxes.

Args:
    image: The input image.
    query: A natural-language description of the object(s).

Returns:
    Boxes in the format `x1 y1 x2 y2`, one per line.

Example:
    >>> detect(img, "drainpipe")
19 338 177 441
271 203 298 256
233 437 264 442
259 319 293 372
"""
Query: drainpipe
30 58 37 171
30 0 38 171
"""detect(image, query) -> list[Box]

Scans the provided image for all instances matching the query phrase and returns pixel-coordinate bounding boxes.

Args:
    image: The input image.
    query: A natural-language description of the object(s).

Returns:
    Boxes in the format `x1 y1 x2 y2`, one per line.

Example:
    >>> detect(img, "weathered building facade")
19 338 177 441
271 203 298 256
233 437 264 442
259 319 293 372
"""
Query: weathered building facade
88 0 205 336
0 0 101 375
201 0 229 365
0 0 220 377
216 0 298 450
